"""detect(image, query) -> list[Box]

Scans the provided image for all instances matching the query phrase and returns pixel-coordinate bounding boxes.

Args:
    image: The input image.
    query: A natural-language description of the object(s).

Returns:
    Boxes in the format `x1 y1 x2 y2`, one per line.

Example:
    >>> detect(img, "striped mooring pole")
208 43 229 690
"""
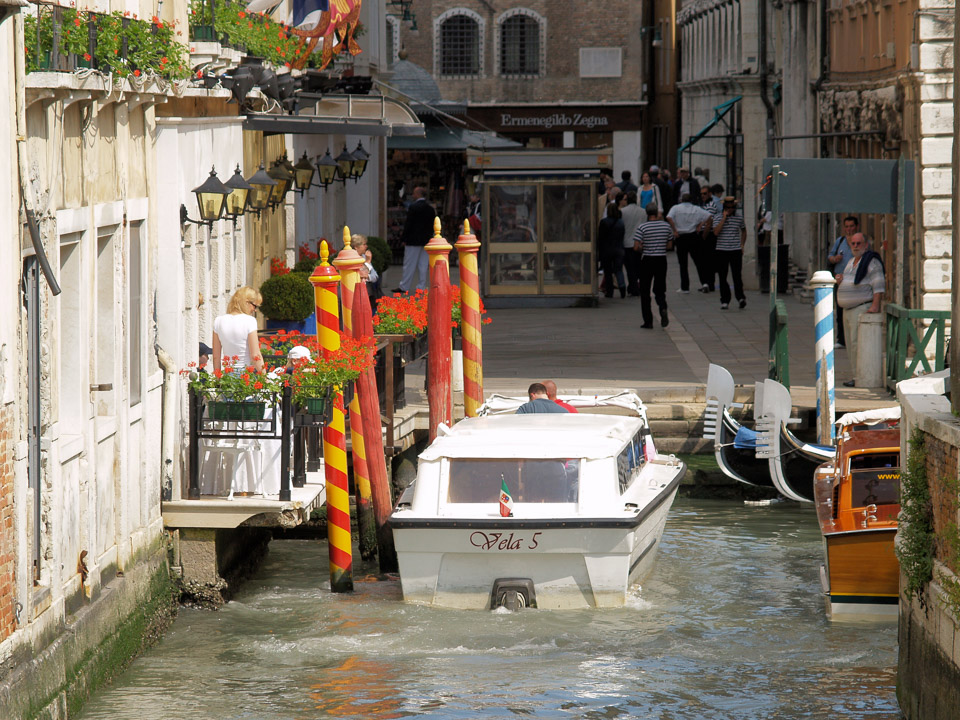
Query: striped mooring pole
332 227 377 561
309 241 353 593
455 219 484 417
810 270 837 443
426 217 453 441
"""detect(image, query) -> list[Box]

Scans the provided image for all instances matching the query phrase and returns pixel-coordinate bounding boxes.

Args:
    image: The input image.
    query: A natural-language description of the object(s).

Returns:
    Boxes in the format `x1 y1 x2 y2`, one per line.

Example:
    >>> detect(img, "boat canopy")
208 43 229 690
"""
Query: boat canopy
835 406 901 428
419 414 644 461
478 391 648 417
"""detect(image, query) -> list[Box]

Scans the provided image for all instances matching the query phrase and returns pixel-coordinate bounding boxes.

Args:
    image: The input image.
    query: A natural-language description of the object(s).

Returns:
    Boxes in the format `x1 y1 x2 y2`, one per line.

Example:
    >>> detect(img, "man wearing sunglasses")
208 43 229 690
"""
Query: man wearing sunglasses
835 232 884 387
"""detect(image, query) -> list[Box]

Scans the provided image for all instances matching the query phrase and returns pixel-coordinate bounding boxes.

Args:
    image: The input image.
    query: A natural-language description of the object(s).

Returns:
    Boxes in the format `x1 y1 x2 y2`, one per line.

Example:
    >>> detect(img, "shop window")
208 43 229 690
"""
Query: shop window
498 10 543 77
436 9 483 77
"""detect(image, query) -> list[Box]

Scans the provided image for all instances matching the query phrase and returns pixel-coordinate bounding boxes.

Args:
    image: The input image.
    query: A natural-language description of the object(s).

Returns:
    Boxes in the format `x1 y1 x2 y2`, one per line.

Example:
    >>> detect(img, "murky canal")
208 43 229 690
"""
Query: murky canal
78 499 901 719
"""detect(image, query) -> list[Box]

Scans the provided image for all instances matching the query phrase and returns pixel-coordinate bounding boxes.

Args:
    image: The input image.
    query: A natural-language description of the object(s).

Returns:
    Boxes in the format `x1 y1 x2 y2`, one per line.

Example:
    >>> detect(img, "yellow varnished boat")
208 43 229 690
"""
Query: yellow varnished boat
813 408 901 620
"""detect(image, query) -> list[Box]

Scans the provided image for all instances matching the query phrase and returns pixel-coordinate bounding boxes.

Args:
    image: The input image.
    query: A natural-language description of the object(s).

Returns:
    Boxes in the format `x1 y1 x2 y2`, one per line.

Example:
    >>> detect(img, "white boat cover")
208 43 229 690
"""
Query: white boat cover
478 391 648 417
834 406 901 429
419 413 646 461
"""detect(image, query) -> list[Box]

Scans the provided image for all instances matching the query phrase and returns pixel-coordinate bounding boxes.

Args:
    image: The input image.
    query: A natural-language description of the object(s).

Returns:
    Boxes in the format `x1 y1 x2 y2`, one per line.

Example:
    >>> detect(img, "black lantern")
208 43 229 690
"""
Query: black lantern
349 140 370 181
224 165 253 225
314 150 339 190
335 145 356 183
293 152 316 195
246 164 277 217
266 158 294 209
181 167 230 226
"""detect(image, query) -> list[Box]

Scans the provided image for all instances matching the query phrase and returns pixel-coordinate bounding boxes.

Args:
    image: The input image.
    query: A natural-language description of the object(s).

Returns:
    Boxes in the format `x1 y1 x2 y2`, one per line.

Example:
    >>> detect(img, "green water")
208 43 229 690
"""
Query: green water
78 499 901 719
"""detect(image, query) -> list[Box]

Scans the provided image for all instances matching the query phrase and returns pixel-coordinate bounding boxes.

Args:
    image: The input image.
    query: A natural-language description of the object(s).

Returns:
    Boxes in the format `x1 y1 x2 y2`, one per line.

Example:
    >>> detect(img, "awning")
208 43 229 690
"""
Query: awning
676 95 742 170
244 94 425 137
388 126 522 152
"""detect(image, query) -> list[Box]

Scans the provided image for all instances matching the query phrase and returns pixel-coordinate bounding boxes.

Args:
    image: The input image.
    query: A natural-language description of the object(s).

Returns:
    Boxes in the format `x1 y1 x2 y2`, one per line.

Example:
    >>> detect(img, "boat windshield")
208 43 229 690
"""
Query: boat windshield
447 459 580 504
849 469 900 508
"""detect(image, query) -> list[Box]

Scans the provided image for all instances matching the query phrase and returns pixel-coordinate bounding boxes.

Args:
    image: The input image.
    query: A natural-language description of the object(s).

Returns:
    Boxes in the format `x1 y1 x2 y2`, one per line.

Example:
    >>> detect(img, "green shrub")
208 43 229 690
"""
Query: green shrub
293 257 320 274
259 272 315 322
366 236 391 275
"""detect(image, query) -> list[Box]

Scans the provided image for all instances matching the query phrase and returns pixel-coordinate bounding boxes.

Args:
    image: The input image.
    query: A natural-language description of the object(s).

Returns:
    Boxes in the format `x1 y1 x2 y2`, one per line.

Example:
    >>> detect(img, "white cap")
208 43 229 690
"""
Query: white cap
649 165 660 173
288 345 311 361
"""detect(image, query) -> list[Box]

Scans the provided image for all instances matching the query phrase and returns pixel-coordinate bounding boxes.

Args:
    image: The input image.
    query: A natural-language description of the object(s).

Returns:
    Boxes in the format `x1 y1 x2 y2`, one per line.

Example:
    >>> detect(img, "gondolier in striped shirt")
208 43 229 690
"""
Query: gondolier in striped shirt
633 203 676 329
711 196 748 310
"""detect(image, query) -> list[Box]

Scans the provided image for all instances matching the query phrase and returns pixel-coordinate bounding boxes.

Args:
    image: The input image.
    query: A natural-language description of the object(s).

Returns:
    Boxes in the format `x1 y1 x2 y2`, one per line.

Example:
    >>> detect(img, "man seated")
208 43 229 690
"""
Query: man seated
516 382 570 414
543 380 578 413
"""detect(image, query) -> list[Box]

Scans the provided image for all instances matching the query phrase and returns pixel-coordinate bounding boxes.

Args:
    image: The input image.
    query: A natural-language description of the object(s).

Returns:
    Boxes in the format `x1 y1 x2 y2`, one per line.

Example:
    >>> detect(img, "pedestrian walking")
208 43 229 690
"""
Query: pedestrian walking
616 170 638 194
634 203 675 329
637 172 663 219
698 186 720 292
827 216 858 348
835 232 884 386
598 203 626 298
712 196 747 310
672 168 702 207
620 192 644 296
394 186 436 293
667 193 713 293
648 165 674 214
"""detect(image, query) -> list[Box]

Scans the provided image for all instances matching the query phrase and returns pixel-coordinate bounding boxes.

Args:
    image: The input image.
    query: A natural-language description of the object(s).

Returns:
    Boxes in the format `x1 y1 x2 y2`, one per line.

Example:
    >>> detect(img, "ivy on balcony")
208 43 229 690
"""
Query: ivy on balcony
24 6 190 79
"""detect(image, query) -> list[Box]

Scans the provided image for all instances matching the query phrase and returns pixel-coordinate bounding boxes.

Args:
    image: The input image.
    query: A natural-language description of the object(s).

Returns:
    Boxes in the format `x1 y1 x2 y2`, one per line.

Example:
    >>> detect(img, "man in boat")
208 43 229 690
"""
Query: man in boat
835 232 885 387
517 383 571 414
543 380 578 413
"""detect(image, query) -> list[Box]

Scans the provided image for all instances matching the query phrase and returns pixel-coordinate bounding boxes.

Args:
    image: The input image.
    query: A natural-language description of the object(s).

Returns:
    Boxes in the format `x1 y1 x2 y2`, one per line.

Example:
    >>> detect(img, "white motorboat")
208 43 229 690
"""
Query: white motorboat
390 393 685 610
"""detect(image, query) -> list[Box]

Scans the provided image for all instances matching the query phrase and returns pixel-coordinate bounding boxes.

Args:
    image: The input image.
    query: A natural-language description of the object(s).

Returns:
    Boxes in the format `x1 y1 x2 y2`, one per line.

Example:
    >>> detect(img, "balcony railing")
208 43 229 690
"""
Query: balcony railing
884 304 950 390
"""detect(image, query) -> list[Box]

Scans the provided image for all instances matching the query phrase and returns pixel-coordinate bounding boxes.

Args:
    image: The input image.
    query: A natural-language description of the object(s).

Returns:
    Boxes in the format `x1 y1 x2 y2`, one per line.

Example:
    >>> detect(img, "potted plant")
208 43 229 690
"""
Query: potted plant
288 333 376 415
259 329 320 365
181 356 282 420
259 271 316 334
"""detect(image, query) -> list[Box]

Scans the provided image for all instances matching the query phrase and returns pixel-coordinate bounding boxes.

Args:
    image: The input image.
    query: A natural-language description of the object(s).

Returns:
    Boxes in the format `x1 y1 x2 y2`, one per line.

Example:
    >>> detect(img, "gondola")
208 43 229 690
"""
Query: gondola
703 364 775 490
756 378 834 503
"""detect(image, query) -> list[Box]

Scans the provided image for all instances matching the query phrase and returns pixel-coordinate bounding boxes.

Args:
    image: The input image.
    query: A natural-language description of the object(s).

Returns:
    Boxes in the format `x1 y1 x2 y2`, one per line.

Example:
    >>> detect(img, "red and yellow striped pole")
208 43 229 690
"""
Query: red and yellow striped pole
332 227 377 561
455 219 484 417
426 217 453 441
309 241 353 593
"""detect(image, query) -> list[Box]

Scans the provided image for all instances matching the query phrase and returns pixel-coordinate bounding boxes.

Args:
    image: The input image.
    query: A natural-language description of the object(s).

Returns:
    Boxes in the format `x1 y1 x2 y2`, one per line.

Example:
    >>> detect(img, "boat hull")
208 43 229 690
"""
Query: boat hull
392 486 678 609
716 410 774 488
820 528 899 620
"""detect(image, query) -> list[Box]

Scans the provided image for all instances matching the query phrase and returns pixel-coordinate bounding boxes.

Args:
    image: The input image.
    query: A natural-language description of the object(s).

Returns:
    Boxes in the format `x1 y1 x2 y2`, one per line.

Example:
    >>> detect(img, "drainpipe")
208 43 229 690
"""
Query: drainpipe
156 345 178 501
758 0 776 158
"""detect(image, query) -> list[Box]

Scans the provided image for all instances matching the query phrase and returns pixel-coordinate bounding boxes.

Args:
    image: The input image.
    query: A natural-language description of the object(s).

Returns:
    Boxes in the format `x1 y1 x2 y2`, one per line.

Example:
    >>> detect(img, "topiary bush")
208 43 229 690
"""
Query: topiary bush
259 272 315 322
293 257 320 274
366 236 391 275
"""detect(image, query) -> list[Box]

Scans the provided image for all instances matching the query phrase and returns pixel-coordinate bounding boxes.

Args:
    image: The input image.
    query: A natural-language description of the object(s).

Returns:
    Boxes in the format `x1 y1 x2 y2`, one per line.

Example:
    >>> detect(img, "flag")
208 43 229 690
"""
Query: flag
292 0 329 28
499 475 513 517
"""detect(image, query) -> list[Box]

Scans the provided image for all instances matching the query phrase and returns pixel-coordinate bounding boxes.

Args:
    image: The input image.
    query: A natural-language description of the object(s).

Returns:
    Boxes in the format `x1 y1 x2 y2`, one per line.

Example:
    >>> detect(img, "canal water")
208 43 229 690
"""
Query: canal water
78 499 902 719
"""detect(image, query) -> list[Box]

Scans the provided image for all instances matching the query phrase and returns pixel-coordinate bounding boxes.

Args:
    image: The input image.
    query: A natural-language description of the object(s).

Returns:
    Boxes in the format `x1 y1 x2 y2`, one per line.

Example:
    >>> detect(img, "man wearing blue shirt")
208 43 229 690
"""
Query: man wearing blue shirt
517 383 570 414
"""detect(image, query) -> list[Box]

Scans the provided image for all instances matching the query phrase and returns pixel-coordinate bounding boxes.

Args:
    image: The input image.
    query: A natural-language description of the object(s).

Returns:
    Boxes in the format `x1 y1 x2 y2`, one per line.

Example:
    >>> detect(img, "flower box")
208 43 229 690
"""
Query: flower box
208 400 265 421
302 395 327 416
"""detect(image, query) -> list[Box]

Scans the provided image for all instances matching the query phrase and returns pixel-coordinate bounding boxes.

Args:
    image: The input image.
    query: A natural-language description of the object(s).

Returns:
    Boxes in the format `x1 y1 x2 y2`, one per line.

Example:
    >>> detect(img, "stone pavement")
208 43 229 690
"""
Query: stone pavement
382 257 893 412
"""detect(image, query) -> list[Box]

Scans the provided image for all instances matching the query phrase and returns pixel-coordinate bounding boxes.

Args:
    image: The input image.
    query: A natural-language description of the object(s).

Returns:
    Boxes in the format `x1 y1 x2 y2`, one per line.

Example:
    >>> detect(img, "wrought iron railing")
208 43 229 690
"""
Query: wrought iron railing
884 304 950 390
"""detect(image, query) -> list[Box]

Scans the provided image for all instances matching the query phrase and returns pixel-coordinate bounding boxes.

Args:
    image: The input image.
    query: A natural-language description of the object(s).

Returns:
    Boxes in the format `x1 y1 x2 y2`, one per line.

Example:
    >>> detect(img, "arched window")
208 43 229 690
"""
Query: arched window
498 10 543 77
436 9 483 77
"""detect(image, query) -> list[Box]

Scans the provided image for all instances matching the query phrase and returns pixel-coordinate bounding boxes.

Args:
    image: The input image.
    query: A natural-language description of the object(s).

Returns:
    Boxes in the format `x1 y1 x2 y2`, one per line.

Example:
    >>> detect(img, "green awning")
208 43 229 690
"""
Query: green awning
676 95 742 170
388 126 522 152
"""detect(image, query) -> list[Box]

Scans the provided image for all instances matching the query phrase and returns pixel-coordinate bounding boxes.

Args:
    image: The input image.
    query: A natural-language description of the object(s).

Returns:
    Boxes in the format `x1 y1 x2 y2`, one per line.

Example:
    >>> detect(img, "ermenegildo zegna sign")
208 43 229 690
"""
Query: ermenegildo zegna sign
467 105 643 133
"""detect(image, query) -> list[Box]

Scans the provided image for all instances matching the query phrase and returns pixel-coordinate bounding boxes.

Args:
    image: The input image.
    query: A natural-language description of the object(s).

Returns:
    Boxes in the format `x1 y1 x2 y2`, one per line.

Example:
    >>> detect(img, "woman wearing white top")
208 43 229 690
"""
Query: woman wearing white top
213 286 264 373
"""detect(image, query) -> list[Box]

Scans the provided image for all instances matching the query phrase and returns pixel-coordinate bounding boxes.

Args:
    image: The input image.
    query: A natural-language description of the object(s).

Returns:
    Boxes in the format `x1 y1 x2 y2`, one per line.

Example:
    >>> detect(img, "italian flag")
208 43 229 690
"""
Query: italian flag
499 476 513 517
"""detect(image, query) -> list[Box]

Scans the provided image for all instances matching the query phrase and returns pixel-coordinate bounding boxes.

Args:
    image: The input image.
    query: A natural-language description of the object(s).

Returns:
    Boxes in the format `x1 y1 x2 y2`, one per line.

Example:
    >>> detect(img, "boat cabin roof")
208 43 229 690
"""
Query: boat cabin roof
420 414 645 461
838 428 901 461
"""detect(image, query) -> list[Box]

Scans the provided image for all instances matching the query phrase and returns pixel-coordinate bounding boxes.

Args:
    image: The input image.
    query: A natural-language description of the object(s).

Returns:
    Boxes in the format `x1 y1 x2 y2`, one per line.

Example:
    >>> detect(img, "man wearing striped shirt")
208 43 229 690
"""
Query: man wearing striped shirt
711 196 748 310
633 203 676 329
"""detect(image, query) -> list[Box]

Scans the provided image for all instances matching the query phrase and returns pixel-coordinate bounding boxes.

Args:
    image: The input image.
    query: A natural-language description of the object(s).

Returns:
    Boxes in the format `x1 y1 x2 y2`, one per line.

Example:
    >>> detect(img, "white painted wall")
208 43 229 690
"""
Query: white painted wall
613 131 642 190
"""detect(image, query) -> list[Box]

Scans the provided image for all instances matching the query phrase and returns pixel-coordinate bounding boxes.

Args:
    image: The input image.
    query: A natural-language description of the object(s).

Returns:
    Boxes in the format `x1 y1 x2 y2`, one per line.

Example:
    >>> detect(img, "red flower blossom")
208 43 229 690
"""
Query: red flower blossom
253 381 263 390
133 69 141 77
73 17 82 26
83 53 91 61
238 10 246 17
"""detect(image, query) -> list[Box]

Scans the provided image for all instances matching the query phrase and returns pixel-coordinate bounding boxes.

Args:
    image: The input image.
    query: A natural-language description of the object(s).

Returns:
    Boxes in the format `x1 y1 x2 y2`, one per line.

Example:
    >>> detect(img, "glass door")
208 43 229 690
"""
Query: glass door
540 182 594 295
485 182 540 295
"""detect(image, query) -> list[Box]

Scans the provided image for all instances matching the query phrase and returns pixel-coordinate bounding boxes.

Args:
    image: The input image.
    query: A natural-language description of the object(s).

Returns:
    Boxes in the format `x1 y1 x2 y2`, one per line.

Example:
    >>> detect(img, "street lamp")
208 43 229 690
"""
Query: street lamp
335 144 356 184
293 152 317 195
314 149 339 191
245 164 277 218
349 140 370 182
266 157 294 209
224 165 253 226
181 166 231 226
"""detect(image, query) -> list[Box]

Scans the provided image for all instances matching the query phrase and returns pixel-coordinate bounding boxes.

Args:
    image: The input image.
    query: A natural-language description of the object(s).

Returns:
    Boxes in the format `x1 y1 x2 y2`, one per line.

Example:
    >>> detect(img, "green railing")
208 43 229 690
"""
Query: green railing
769 299 790 389
885 304 950 390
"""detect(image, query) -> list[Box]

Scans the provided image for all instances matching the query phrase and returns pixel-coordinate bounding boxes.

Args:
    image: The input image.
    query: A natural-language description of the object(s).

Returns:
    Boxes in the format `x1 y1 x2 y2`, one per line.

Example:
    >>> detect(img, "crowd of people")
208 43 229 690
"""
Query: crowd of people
597 165 746 326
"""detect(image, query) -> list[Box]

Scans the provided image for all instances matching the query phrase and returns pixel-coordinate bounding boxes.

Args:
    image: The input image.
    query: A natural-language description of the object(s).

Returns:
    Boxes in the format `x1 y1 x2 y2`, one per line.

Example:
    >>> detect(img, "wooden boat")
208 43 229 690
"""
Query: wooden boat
390 393 684 610
755 378 834 502
813 407 901 619
703 364 775 490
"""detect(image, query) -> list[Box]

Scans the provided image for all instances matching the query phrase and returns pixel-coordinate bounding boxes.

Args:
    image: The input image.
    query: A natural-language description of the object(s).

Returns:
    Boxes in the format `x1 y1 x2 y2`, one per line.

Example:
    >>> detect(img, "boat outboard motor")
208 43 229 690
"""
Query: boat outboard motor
490 578 537 610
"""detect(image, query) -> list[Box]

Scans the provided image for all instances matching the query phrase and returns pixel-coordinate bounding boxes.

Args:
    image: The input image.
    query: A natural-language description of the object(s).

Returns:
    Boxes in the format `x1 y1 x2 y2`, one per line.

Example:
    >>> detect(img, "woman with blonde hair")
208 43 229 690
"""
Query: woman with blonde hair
213 286 264 373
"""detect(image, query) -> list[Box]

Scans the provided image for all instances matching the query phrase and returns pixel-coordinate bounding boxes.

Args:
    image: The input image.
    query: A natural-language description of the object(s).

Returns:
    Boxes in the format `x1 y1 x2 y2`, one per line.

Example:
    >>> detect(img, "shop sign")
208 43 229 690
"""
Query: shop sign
498 112 610 130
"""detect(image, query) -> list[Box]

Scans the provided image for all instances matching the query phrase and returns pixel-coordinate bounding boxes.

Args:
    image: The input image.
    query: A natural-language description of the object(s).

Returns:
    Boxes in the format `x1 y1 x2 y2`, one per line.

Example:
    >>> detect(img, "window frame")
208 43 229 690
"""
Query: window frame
495 8 545 78
434 8 485 78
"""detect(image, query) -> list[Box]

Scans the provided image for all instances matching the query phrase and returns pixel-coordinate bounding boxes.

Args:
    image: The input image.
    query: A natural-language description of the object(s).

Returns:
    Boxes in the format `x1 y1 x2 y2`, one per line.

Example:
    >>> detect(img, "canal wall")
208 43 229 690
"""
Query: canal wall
896 387 960 720
0 542 175 720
